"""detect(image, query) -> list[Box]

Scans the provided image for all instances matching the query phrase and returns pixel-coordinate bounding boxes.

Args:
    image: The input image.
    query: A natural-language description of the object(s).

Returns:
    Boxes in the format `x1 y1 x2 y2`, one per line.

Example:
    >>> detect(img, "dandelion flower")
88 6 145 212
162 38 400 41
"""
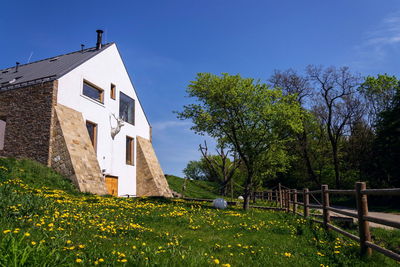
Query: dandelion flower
75 259 82 263
214 259 220 264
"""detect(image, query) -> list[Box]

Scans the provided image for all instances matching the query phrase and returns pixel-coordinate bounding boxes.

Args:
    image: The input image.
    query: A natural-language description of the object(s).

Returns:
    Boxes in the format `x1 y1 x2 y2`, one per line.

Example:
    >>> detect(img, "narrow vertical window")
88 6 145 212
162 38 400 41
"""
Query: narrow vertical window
126 136 134 165
0 117 6 150
110 83 116 100
119 92 135 125
86 121 97 152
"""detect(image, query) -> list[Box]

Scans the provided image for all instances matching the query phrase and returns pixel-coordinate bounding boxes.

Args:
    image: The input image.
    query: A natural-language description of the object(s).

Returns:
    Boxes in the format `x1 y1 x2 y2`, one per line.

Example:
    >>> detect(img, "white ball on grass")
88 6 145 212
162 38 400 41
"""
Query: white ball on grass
213 198 228 209
238 196 244 200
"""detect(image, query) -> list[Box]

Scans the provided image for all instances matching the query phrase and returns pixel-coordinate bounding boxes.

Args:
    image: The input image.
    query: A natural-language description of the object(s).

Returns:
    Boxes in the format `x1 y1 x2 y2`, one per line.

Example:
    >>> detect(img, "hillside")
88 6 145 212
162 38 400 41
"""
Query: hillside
165 174 222 199
0 158 397 266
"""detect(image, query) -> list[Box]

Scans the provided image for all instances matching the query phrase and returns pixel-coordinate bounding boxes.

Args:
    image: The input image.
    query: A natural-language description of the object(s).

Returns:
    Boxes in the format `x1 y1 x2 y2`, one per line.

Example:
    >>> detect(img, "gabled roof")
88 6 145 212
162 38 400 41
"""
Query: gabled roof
0 43 114 91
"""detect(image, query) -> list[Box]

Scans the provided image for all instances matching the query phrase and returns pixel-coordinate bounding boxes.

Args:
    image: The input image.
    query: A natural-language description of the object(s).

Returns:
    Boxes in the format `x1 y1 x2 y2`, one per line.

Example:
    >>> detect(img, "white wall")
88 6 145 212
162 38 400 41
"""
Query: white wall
57 44 150 196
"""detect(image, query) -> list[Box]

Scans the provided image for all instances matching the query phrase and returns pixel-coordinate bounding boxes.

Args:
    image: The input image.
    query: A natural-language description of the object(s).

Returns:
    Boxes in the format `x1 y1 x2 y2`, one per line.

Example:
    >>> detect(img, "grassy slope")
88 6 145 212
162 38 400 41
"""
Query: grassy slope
166 175 222 199
0 158 398 266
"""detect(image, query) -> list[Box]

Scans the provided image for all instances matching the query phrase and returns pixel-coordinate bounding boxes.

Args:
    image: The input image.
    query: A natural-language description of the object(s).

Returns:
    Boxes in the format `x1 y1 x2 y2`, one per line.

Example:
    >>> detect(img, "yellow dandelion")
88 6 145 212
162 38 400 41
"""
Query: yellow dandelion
31 241 37 245
3 230 11 234
75 258 82 263
24 232 30 237
214 259 220 264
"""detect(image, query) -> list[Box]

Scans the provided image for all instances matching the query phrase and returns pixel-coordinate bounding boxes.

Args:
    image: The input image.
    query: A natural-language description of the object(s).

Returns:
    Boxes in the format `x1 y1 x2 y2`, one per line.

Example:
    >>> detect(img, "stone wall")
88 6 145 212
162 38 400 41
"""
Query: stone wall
50 104 107 195
0 81 58 165
136 136 173 197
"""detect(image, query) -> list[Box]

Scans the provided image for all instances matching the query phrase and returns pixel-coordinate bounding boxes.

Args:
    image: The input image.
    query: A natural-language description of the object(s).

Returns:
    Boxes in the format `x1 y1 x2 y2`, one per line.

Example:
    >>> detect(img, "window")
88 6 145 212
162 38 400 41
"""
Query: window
110 83 116 100
83 80 104 103
0 118 6 150
126 136 134 165
119 92 135 125
86 121 97 152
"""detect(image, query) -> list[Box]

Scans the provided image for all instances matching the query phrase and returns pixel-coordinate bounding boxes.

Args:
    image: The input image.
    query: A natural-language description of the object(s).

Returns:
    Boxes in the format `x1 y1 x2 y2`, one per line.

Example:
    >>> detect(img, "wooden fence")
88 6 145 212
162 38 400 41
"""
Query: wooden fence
254 182 400 261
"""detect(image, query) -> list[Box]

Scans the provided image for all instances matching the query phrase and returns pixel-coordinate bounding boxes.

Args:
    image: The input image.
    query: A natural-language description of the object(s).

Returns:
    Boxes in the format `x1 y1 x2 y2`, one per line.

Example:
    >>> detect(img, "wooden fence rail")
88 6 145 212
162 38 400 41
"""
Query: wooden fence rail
253 182 400 262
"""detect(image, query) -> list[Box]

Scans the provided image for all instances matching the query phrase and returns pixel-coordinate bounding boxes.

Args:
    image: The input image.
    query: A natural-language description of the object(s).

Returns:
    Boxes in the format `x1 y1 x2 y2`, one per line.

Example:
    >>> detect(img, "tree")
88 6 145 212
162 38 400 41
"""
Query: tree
199 141 241 196
269 69 321 186
372 88 400 187
359 74 399 126
183 160 207 180
177 73 303 210
307 66 363 188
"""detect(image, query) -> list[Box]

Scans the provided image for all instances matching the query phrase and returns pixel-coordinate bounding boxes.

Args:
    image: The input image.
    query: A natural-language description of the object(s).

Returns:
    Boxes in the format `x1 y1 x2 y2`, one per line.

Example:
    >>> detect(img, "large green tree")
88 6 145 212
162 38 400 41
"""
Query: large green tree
177 73 303 210
359 74 399 126
370 83 400 187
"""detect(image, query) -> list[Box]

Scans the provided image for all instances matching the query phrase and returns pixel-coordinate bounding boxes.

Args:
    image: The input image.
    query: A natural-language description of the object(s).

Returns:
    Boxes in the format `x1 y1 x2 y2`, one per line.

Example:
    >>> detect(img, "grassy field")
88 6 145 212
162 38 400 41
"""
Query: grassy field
0 158 398 266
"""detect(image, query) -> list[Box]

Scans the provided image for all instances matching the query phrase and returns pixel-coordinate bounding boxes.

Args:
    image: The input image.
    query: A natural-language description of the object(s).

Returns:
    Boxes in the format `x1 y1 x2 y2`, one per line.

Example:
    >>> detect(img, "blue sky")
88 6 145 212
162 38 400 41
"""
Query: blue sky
1 1 400 176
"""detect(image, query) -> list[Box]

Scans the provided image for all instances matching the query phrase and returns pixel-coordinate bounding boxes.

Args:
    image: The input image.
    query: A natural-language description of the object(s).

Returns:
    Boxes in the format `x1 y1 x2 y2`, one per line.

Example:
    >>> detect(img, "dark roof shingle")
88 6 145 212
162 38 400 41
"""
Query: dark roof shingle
0 43 113 91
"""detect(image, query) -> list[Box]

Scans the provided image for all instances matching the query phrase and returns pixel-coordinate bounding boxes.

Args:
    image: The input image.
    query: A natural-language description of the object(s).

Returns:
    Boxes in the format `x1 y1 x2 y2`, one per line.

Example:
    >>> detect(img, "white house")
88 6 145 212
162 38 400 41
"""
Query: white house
0 30 172 198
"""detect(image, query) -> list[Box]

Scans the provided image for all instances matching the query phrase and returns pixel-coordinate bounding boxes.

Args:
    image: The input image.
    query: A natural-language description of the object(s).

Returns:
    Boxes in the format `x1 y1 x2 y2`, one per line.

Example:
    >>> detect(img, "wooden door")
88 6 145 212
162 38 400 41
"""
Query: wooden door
105 176 118 196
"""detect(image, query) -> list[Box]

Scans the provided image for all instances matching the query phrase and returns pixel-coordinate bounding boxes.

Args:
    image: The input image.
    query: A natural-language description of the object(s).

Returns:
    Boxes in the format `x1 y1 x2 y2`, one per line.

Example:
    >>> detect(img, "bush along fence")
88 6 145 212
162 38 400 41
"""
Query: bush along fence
253 182 400 262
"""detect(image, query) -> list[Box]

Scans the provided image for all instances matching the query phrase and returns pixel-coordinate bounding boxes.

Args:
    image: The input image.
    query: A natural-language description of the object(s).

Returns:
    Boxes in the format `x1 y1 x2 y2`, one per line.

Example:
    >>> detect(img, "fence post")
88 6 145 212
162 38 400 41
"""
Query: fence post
321 184 330 228
278 183 282 208
293 189 297 214
275 190 279 207
286 190 290 213
303 188 309 218
355 182 372 257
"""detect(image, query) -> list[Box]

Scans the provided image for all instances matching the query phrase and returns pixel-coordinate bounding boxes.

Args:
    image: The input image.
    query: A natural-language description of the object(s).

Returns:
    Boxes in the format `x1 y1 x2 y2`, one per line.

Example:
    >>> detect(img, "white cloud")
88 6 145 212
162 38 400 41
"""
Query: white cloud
353 11 400 69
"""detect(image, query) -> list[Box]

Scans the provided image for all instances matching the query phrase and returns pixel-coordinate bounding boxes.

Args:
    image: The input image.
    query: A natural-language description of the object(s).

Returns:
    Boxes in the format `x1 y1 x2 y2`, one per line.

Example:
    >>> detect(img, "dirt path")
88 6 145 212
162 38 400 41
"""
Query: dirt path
325 206 400 230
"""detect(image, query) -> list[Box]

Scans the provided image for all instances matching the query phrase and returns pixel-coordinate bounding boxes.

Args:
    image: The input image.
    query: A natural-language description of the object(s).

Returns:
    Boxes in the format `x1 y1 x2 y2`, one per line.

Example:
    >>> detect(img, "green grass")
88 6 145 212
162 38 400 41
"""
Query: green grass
0 158 398 266
165 175 222 199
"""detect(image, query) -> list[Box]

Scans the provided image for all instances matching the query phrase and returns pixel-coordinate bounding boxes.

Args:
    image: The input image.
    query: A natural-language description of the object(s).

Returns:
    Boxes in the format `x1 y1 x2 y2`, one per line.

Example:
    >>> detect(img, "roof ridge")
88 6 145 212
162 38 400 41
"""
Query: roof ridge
0 43 114 72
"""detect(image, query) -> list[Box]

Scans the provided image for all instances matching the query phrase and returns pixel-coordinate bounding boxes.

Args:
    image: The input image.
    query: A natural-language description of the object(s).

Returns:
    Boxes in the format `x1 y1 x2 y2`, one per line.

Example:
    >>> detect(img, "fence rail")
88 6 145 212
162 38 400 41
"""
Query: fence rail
252 182 400 262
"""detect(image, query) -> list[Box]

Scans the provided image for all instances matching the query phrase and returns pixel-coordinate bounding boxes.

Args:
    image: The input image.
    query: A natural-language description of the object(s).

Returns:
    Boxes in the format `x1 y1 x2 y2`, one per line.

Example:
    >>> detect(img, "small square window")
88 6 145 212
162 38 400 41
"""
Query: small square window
110 83 116 100
126 136 134 165
83 80 104 103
